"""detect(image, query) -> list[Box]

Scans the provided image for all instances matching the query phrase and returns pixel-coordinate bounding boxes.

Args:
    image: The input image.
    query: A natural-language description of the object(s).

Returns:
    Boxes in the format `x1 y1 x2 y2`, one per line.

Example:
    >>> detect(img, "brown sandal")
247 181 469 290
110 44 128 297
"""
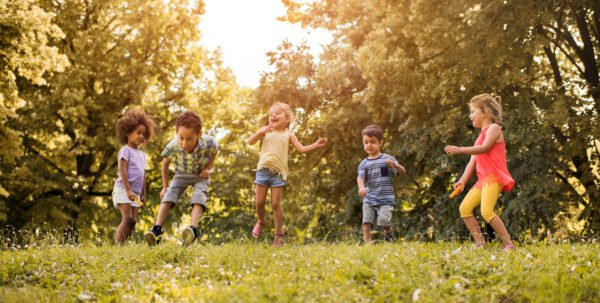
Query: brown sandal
273 232 285 247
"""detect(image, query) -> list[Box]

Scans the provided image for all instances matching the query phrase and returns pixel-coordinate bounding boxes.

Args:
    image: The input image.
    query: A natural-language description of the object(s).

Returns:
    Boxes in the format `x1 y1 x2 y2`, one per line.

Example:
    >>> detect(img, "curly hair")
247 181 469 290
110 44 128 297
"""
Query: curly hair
116 108 156 145
176 111 202 133
469 94 504 125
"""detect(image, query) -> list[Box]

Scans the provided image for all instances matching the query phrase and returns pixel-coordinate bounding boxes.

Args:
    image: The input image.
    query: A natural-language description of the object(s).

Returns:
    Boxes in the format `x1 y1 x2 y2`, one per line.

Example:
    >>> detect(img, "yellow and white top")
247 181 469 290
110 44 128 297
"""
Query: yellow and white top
257 129 290 180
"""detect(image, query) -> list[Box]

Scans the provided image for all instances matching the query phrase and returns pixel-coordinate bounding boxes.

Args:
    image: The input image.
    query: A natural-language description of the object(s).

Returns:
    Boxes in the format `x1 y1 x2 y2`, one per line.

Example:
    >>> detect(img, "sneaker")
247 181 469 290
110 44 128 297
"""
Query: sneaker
384 231 395 242
144 229 162 246
182 226 199 247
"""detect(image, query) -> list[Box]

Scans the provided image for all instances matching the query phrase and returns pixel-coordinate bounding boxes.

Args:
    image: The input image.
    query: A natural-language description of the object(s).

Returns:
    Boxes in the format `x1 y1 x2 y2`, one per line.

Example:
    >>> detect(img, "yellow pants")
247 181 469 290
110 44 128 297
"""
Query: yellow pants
459 182 502 223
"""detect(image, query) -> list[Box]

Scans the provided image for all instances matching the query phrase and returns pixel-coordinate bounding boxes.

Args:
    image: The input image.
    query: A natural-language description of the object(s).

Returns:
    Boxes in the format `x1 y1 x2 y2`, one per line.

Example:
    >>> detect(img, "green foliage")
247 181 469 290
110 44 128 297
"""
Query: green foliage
256 0 600 239
0 0 237 239
0 242 598 301
0 0 68 222
1 0 599 242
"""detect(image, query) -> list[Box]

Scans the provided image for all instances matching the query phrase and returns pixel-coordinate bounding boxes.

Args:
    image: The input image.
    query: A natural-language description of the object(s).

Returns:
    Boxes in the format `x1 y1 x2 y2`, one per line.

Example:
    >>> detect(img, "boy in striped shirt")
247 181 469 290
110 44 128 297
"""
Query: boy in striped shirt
357 125 406 244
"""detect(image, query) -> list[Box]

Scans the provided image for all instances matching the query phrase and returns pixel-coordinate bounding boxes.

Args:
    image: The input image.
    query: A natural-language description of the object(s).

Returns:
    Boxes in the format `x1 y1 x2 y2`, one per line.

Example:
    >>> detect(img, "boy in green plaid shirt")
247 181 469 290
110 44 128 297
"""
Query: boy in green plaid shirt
145 111 218 247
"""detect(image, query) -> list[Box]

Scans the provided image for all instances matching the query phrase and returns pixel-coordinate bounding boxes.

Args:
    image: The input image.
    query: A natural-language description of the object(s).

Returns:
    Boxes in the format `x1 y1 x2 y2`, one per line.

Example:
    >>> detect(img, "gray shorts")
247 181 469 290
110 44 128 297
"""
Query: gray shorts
162 173 210 209
362 204 394 227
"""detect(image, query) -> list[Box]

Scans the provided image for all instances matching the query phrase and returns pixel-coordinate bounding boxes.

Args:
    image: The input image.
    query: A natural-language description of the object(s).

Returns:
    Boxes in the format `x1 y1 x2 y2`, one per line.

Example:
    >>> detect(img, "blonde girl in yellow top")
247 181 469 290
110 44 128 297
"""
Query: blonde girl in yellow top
246 102 327 246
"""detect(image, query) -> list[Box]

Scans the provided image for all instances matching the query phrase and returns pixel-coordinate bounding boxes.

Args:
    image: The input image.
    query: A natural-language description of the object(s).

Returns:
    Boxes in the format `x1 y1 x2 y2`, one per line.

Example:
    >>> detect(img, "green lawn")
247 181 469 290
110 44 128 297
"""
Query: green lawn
0 241 598 302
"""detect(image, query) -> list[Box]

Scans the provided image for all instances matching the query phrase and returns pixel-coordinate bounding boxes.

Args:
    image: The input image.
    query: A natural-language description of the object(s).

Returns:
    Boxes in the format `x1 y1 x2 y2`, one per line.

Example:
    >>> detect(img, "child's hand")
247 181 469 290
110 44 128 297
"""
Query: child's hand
126 190 136 201
160 187 167 199
315 137 327 147
385 160 406 174
444 145 463 155
454 180 465 192
259 126 273 135
199 168 211 179
358 187 367 197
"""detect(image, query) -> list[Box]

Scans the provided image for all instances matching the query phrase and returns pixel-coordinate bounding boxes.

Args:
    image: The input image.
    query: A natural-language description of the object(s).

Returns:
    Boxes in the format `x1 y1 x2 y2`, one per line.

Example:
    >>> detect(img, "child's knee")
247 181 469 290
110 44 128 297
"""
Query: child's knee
124 217 136 229
459 203 473 217
481 209 496 223
270 200 282 210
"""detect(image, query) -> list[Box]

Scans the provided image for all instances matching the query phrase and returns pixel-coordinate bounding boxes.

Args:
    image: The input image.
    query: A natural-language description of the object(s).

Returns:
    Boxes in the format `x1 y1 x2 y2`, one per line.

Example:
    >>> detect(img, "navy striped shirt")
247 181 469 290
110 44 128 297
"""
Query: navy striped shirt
358 153 399 206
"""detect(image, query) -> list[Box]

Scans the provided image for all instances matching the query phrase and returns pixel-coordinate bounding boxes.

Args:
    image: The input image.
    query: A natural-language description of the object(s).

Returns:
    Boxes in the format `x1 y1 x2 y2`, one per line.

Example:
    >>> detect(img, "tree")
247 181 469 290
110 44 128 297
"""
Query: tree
2 0 236 239
0 0 68 223
255 0 600 239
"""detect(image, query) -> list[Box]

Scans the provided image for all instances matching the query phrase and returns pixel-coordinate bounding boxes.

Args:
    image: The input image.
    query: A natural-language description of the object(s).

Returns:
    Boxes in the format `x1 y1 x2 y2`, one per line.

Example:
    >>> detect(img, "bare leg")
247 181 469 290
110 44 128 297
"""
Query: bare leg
270 186 284 245
363 223 373 244
488 216 515 251
190 204 204 227
255 185 268 223
116 204 135 245
155 202 174 226
463 216 486 248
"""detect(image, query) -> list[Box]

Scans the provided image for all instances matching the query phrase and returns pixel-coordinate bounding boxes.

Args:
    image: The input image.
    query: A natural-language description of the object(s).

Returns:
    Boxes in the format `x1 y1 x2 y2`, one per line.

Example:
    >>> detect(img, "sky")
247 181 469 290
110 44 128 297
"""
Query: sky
198 0 332 88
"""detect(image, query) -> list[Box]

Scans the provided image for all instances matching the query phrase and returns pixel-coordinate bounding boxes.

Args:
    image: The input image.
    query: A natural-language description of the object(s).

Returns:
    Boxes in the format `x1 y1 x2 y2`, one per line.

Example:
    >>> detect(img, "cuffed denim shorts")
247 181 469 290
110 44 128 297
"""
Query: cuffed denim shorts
254 168 286 188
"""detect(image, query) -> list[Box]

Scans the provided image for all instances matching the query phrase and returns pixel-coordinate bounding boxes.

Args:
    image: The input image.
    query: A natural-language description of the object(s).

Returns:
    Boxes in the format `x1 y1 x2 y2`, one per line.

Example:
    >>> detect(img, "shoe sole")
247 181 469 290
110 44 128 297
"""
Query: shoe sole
144 232 158 246
182 228 195 247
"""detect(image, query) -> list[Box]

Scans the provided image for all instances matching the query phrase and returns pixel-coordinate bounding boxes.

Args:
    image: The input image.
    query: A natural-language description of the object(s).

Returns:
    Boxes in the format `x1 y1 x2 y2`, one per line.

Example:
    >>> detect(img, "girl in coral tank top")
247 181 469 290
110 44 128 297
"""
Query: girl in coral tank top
444 94 516 251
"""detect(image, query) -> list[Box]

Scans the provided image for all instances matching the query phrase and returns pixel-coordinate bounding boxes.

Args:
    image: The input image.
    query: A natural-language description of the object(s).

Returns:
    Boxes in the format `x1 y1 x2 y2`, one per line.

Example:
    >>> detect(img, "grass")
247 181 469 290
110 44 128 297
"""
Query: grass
0 239 598 302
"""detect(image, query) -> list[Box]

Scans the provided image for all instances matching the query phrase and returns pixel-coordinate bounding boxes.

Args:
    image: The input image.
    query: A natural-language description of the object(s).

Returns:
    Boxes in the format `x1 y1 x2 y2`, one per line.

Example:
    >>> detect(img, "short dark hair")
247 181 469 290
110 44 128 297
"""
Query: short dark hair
362 125 384 141
176 111 202 132
116 108 156 145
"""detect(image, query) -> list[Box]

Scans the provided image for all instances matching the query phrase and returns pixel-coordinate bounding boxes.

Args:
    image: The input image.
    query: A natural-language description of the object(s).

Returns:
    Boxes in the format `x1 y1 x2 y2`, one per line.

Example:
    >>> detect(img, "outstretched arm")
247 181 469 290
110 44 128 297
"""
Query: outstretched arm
444 124 502 155
246 126 272 145
290 132 327 154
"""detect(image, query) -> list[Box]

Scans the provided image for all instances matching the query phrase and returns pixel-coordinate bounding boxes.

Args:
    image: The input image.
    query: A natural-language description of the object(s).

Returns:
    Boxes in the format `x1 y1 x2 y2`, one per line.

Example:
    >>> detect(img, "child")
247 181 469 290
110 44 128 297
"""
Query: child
144 111 218 247
113 109 155 245
246 102 327 246
357 125 406 244
444 94 516 251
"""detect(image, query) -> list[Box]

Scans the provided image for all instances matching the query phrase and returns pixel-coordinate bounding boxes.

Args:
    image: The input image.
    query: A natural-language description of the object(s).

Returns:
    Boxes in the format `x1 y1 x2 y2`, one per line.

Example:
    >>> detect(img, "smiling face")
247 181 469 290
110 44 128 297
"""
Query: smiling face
268 106 291 131
127 125 147 147
177 126 201 153
469 103 490 129
362 135 383 157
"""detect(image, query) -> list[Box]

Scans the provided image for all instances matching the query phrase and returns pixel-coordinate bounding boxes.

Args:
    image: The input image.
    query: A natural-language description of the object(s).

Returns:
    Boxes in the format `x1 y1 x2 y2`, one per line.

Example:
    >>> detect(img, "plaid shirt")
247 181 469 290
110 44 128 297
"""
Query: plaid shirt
161 136 218 174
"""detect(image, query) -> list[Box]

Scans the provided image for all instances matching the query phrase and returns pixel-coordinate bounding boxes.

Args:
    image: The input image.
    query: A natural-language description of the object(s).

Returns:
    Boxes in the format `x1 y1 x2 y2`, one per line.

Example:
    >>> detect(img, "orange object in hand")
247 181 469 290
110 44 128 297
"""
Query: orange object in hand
449 185 463 199
133 196 144 207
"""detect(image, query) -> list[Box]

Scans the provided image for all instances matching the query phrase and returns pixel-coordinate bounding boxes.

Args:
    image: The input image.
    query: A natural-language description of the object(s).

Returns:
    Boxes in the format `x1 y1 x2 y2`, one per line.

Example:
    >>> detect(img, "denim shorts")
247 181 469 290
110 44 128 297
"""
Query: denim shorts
254 168 286 188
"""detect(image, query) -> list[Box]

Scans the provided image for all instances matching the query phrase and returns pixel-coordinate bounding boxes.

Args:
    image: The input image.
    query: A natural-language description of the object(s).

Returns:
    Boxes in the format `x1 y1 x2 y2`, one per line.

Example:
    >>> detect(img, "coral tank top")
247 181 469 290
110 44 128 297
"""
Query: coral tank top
474 125 515 192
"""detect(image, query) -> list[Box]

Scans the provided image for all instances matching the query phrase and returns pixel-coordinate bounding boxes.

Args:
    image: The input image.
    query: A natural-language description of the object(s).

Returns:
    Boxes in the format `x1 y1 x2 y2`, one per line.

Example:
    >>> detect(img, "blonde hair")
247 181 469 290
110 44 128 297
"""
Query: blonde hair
469 94 503 125
269 102 294 128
